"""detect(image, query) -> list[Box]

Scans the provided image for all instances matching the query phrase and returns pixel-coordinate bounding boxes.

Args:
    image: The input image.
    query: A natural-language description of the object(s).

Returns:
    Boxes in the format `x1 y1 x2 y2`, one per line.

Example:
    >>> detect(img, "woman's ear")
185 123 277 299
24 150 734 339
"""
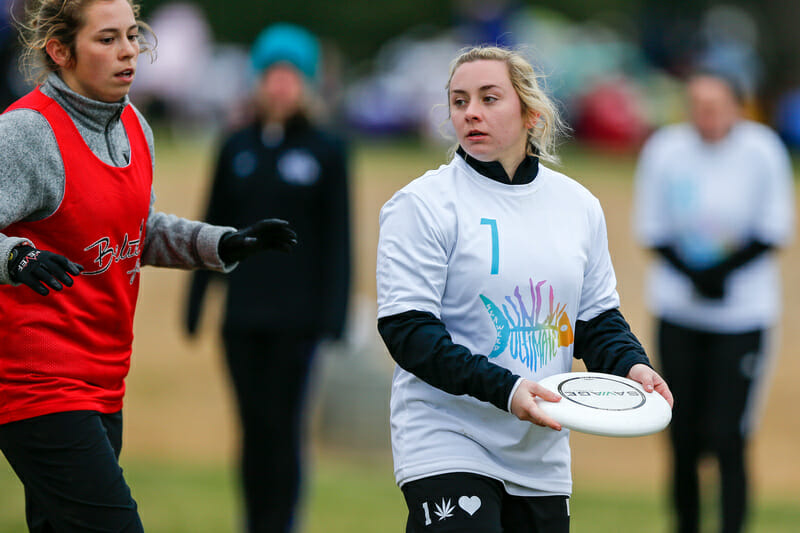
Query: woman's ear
45 38 72 69
525 110 540 130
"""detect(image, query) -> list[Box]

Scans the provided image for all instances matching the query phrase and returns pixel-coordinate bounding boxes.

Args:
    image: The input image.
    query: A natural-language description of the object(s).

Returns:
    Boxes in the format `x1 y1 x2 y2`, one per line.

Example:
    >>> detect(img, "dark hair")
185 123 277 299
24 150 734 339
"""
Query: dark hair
16 0 156 85
689 68 746 103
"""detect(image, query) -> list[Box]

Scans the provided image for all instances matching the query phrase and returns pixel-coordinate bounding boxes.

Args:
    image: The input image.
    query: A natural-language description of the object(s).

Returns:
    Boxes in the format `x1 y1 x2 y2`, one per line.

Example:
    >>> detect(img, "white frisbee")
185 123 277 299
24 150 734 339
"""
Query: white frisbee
533 372 672 437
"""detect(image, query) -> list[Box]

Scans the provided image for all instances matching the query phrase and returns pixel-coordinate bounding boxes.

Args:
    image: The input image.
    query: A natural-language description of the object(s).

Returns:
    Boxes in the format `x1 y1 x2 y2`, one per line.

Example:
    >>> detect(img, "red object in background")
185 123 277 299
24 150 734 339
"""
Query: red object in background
574 79 651 151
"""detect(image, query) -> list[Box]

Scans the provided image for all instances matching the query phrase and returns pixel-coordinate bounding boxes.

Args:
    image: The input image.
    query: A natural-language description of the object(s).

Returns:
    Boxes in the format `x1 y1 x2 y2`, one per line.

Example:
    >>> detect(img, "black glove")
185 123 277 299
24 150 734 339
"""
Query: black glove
655 245 726 300
218 218 298 264
688 266 727 300
8 245 84 296
681 240 771 301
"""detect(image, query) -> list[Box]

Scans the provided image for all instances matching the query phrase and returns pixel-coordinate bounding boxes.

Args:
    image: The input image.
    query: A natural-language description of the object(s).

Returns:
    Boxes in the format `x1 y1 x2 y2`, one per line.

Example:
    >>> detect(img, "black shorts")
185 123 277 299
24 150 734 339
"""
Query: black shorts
0 410 143 533
401 472 569 533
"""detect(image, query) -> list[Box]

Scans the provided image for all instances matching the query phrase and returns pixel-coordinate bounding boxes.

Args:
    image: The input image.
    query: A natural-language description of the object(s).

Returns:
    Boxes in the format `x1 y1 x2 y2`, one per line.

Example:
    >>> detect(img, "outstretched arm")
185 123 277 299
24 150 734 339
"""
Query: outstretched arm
217 218 297 263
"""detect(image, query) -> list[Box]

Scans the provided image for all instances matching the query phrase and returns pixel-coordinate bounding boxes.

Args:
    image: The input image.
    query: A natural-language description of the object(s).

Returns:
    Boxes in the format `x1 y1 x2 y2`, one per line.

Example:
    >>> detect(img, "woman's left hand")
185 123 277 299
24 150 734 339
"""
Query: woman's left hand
627 363 674 408
218 218 298 263
510 379 563 431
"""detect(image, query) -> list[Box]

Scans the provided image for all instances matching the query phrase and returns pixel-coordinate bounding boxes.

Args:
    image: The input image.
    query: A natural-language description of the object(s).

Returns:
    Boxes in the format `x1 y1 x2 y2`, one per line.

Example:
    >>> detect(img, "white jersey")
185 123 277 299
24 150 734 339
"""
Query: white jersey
376 155 620 495
633 121 794 332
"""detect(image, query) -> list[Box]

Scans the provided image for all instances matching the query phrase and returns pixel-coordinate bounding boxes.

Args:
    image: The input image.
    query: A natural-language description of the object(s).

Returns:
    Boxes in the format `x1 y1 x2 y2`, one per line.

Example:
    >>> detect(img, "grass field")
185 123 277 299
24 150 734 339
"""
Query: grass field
2 452 799 532
1 136 799 531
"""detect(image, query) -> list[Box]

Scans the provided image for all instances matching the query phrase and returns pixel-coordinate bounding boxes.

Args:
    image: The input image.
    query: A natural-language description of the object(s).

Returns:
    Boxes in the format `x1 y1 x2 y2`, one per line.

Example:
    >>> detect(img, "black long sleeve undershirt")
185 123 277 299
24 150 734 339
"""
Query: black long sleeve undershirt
573 308 651 375
378 310 519 411
378 307 651 412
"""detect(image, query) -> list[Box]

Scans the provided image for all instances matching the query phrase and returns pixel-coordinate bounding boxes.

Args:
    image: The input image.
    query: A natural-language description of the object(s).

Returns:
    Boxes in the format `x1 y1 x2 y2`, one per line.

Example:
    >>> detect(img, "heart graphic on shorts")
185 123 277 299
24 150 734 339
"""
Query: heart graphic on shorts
458 495 481 516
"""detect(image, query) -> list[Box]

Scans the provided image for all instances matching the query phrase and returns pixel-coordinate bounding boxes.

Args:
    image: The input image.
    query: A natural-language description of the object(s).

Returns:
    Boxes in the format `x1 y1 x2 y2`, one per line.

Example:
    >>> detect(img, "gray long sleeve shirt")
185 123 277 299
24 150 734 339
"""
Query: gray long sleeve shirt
0 73 234 284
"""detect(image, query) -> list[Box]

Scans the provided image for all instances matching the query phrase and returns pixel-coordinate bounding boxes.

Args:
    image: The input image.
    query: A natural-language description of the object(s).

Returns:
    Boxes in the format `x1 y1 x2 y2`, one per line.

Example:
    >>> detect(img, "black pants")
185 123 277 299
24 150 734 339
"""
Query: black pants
658 320 766 533
0 410 142 533
223 329 316 533
402 473 569 533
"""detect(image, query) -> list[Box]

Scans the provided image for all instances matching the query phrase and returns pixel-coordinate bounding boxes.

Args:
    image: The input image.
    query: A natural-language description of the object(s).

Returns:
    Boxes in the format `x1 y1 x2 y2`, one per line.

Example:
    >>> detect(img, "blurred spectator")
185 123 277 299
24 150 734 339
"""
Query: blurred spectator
343 31 461 139
184 23 351 533
451 0 522 47
130 2 211 124
695 5 762 101
775 88 800 148
0 0 12 109
131 2 251 131
638 3 700 78
0 0 25 110
341 5 687 147
633 71 794 533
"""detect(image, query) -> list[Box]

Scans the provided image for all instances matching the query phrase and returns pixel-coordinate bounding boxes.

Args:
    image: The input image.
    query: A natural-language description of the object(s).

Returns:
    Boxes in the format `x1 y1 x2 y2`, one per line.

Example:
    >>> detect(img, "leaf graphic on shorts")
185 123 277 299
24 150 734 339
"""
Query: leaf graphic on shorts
434 498 455 521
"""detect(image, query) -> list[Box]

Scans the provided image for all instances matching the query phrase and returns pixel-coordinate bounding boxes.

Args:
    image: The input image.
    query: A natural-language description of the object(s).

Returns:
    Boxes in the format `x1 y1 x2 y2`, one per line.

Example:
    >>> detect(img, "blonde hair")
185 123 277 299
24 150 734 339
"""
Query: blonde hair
16 0 156 85
446 46 566 165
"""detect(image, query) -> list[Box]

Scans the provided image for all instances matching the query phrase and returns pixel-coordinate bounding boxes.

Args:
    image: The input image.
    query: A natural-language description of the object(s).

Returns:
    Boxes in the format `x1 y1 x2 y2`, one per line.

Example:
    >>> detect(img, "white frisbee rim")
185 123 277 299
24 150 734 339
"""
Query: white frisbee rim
533 371 672 437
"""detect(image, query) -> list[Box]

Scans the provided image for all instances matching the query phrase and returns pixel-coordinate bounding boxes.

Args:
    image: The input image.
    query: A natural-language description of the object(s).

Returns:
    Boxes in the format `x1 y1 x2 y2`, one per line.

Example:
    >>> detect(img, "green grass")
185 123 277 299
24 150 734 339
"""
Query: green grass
569 487 800 533
2 453 799 532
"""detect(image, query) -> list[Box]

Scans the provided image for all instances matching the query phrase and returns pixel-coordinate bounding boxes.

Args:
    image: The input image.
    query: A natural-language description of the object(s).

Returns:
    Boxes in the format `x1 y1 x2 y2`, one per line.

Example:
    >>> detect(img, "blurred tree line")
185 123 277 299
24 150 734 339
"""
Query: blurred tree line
138 0 652 62
139 0 452 63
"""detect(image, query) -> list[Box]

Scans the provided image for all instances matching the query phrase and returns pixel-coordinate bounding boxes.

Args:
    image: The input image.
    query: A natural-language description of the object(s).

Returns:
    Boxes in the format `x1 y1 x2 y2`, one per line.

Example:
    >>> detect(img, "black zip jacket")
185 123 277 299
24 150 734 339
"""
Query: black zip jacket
186 115 350 338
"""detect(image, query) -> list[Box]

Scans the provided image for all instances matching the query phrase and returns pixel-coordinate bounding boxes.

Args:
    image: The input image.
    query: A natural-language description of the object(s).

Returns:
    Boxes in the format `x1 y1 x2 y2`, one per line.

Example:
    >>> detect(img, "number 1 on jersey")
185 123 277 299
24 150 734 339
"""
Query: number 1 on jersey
422 502 432 525
481 218 499 275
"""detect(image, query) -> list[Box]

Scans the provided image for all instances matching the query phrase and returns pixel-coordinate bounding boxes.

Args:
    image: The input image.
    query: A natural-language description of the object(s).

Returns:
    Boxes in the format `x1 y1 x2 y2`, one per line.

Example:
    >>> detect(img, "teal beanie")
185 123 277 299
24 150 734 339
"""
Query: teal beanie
250 23 320 80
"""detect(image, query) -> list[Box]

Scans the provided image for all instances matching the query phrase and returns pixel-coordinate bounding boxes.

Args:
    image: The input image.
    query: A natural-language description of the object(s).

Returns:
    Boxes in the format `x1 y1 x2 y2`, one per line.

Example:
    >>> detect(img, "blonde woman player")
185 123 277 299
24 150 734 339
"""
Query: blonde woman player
377 46 673 532
0 1 295 530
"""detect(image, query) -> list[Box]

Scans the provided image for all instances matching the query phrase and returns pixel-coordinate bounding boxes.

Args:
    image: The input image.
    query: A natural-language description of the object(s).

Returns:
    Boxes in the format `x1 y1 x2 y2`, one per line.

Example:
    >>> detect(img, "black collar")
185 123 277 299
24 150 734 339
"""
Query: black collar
456 146 539 185
255 113 312 145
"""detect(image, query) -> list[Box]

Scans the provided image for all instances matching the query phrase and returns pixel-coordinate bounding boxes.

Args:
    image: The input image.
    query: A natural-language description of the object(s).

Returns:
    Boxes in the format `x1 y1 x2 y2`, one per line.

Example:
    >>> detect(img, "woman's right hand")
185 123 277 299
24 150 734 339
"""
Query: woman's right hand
9 245 83 296
510 379 563 431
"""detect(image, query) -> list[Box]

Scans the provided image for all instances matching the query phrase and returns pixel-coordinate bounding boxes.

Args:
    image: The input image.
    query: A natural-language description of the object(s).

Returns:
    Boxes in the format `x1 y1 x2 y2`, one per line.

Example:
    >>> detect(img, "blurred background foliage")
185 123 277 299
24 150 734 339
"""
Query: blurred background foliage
124 0 800 151
6 0 800 149
135 0 786 69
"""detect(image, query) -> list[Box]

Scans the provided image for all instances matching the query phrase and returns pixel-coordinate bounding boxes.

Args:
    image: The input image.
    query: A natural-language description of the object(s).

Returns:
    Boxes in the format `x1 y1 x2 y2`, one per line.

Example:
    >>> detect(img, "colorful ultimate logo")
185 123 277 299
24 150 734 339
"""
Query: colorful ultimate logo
480 278 573 372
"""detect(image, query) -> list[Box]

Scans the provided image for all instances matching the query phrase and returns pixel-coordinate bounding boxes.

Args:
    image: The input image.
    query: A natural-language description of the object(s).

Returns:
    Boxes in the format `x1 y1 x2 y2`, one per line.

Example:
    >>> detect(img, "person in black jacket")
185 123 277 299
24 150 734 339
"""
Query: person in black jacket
184 23 350 533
